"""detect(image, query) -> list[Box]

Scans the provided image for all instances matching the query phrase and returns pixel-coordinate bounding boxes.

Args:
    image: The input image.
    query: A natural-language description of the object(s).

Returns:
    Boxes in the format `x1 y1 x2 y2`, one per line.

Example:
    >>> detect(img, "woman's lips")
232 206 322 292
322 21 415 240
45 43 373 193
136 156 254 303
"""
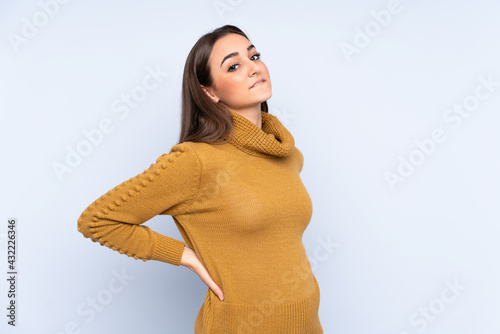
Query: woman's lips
250 79 266 89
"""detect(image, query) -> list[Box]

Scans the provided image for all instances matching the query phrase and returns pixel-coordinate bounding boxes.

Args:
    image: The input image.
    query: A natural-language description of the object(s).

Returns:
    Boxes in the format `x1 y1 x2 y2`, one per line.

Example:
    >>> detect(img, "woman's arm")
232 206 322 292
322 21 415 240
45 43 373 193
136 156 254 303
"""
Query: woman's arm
77 143 201 266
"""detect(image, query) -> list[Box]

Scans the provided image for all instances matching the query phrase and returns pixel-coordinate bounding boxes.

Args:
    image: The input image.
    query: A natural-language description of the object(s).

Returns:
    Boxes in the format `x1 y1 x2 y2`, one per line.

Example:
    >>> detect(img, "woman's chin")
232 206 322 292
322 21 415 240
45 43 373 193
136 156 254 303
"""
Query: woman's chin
258 89 272 102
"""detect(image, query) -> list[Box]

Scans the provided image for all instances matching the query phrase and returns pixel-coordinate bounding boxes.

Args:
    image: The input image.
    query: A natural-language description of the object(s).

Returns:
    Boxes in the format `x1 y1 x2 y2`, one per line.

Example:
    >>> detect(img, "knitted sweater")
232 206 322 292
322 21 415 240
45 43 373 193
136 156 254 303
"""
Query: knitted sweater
77 110 323 334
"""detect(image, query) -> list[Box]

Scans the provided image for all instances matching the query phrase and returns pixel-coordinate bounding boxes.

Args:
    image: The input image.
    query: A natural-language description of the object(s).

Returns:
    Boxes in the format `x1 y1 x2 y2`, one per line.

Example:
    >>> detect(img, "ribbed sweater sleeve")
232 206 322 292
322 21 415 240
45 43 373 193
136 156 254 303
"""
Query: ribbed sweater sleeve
77 143 201 266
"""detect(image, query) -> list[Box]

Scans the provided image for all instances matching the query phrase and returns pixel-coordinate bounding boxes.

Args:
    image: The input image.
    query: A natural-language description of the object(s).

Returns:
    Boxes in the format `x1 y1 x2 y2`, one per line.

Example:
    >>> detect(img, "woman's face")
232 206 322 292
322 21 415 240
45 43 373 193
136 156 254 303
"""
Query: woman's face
202 33 272 112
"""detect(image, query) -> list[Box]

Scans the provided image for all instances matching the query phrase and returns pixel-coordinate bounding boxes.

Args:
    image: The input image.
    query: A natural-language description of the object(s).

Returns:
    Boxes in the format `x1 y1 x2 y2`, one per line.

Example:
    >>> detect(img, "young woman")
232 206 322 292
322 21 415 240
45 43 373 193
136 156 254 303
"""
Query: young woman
77 24 323 333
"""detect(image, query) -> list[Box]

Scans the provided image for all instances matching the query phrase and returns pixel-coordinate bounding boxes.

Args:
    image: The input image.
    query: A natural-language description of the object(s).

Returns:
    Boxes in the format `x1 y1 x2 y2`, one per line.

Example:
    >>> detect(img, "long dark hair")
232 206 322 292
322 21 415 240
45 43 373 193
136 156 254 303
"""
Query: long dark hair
177 25 269 145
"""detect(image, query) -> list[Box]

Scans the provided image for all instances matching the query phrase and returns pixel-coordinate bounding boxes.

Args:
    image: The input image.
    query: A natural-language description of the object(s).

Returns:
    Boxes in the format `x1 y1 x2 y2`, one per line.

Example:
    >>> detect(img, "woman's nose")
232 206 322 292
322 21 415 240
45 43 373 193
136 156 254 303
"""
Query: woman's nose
248 59 261 76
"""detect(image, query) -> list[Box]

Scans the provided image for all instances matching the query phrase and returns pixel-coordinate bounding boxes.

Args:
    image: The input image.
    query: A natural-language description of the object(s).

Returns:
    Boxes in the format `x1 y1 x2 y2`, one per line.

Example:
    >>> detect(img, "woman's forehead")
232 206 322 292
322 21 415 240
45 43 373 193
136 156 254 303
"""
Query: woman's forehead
212 34 252 57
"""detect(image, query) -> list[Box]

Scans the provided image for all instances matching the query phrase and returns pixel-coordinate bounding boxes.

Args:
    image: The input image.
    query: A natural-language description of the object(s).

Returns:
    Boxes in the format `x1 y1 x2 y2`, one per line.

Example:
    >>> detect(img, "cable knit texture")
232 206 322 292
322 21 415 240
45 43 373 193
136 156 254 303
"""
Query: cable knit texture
77 110 323 334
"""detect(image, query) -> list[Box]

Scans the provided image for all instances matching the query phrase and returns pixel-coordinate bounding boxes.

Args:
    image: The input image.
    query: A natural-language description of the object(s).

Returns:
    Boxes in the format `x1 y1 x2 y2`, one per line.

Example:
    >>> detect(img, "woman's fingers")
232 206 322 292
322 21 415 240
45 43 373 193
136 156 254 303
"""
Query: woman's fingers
180 246 224 301
195 266 224 301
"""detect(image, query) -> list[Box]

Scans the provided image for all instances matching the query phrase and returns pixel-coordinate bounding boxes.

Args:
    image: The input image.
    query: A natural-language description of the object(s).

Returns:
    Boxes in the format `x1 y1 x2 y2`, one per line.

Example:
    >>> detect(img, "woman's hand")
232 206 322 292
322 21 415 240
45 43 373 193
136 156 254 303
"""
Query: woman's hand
180 245 224 301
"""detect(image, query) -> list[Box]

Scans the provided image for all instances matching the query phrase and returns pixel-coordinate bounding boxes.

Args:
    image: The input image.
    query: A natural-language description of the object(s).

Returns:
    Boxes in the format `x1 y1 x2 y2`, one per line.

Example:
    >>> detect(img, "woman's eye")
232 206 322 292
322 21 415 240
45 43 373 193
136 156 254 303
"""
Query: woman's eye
228 53 261 72
228 64 239 72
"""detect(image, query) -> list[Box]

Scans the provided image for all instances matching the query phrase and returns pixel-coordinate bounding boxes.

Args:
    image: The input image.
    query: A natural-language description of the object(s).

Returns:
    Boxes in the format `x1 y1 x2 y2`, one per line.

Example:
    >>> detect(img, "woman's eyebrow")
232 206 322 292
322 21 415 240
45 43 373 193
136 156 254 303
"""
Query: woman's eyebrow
220 44 256 67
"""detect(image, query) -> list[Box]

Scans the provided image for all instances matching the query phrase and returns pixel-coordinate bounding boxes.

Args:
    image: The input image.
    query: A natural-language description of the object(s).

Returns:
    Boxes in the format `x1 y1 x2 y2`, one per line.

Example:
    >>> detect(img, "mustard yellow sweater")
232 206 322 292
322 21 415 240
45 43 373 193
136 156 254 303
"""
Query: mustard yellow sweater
77 110 323 333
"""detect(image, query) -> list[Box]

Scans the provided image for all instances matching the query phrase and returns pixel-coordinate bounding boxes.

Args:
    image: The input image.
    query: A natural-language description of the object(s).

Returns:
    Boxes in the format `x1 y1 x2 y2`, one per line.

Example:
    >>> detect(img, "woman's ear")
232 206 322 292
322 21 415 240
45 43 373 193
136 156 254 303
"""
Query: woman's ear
201 85 220 103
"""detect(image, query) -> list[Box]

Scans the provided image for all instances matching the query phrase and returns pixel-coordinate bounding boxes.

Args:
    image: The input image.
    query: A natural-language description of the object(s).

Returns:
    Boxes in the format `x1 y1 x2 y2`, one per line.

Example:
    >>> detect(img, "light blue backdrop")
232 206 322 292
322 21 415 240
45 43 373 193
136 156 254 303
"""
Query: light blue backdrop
1 0 499 333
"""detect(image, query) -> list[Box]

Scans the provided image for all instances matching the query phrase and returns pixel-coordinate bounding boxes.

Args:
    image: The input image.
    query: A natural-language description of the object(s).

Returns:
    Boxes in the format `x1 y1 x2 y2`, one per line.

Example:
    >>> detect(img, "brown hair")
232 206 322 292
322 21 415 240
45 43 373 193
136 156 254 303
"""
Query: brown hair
177 25 269 145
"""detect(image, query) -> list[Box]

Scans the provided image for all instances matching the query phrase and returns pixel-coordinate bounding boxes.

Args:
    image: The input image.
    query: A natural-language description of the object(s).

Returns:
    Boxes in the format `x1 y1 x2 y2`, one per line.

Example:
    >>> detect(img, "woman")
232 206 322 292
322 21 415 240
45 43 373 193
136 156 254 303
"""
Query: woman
77 24 323 333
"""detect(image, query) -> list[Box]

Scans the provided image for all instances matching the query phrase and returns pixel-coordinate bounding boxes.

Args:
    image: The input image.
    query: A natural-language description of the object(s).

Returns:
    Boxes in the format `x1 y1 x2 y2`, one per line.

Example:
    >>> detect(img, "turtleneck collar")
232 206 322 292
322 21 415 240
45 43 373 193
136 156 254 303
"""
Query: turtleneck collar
225 110 295 159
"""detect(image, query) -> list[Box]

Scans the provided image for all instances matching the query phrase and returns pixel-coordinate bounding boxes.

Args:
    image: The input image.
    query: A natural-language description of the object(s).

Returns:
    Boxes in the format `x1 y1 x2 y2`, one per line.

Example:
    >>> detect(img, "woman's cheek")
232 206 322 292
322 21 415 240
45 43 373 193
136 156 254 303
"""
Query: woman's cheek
226 77 245 95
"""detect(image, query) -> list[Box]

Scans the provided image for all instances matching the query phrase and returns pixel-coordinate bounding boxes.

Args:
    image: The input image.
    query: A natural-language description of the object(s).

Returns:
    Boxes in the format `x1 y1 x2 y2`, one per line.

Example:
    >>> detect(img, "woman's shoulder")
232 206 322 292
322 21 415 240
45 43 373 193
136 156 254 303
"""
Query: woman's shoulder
172 140 234 159
161 141 225 168
167 141 215 158
291 146 305 174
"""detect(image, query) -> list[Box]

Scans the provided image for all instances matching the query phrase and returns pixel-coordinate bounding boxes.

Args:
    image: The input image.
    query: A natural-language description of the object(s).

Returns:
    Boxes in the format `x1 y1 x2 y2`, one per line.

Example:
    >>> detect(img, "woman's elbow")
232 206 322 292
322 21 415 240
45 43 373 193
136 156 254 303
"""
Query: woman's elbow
77 211 95 240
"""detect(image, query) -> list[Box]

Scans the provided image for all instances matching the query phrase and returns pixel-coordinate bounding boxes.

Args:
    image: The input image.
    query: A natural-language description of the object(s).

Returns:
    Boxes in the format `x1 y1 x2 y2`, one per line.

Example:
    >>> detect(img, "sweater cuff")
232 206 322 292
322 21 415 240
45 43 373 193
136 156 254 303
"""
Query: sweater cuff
150 232 186 266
